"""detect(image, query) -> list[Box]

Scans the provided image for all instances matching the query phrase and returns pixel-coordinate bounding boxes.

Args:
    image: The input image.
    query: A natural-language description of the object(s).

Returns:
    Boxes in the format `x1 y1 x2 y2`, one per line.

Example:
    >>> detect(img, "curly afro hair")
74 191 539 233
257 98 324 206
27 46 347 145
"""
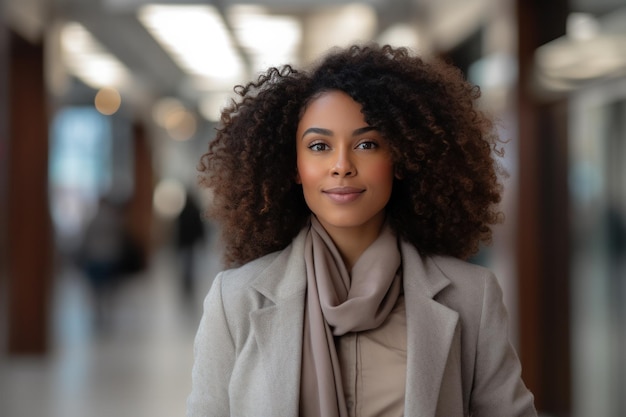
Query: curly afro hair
199 43 504 267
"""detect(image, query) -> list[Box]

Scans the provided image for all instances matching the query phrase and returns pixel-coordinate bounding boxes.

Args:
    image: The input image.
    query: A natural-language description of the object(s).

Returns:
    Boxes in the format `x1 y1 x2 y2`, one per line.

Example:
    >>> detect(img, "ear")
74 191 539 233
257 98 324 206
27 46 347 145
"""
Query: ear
295 172 302 184
394 167 404 180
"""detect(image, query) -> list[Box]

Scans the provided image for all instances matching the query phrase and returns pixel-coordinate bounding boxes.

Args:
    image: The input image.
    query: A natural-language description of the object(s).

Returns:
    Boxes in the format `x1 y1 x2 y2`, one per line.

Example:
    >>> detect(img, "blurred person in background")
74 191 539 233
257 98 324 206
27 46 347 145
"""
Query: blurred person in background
78 195 143 327
188 43 537 417
175 190 206 298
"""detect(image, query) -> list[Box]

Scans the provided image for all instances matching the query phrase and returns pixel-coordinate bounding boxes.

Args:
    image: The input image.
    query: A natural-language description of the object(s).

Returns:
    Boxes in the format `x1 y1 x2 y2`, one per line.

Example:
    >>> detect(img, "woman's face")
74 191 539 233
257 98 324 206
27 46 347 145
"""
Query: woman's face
296 90 394 239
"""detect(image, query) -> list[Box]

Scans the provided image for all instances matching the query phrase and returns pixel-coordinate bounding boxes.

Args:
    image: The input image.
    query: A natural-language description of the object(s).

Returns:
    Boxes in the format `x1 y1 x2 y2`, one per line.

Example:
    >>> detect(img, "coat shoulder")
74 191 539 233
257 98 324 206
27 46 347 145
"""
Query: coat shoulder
430 255 494 287
219 250 283 292
213 235 306 308
431 255 492 279
427 255 499 315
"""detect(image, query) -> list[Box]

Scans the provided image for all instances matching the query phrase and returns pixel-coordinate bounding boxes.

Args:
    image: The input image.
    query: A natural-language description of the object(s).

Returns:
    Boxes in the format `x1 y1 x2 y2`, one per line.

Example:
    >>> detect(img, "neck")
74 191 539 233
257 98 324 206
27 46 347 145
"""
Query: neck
316 215 386 271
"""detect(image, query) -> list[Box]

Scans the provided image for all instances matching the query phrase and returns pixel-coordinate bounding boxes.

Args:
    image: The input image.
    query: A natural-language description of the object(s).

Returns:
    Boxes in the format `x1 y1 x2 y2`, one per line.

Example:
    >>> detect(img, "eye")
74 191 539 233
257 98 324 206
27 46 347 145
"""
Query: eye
308 142 329 152
356 141 378 150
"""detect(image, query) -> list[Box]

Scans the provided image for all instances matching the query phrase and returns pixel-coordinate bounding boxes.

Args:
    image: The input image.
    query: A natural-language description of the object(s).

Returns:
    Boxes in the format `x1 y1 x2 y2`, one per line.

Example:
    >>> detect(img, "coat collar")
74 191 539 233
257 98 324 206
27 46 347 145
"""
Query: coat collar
248 229 460 417
250 226 308 302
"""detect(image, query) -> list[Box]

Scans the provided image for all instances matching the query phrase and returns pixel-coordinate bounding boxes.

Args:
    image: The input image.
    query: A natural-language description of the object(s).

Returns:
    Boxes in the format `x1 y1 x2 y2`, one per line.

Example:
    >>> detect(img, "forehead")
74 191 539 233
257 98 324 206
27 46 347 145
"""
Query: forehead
298 90 366 127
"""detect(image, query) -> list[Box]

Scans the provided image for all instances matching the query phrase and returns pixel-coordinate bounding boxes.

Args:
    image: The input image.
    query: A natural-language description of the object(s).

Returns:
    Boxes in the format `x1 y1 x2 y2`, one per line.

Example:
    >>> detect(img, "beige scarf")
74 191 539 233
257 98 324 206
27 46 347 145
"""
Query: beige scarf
299 216 402 417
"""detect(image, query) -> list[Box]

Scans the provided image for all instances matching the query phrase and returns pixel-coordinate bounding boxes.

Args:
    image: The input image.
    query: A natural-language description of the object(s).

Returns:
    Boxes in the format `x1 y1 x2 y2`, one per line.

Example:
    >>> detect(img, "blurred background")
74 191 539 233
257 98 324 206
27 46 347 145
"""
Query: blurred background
1 0 625 416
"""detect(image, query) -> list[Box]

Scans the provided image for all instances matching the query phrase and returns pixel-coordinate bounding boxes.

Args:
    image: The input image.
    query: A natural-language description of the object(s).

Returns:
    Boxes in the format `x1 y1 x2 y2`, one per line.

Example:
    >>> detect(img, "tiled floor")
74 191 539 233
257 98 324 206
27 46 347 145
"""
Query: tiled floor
1 242 221 417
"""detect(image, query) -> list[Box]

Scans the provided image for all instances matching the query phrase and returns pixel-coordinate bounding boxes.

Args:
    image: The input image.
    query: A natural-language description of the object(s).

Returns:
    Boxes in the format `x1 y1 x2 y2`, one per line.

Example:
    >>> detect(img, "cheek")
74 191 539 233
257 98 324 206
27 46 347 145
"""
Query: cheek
371 161 395 204
296 157 319 187
370 160 395 185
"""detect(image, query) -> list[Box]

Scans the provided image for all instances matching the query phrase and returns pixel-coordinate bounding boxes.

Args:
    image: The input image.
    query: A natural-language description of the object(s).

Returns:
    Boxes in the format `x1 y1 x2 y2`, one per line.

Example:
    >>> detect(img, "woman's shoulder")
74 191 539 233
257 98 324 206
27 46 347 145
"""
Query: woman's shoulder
429 254 494 283
215 230 307 297
218 249 285 291
426 254 505 314
204 250 286 324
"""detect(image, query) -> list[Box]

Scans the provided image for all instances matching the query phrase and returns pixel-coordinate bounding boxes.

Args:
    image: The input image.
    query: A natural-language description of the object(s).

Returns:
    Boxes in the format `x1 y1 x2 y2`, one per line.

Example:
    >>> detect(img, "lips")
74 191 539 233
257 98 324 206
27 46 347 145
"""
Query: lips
323 187 365 203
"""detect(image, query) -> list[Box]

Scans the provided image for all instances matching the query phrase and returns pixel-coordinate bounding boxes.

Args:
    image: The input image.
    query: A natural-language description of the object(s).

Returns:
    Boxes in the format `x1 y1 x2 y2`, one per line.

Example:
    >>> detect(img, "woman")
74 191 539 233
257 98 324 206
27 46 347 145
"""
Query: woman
188 44 537 417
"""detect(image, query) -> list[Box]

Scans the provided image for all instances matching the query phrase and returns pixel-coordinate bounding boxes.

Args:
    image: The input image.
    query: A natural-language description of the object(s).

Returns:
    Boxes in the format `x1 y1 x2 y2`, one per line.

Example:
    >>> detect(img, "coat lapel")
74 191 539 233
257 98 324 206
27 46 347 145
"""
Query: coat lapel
401 241 460 417
249 229 308 417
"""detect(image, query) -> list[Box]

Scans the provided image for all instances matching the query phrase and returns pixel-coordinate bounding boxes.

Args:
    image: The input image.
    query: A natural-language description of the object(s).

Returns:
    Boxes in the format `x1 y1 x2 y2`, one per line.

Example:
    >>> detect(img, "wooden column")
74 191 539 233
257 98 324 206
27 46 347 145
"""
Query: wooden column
127 121 154 269
0 14 9 352
516 0 571 414
6 31 52 354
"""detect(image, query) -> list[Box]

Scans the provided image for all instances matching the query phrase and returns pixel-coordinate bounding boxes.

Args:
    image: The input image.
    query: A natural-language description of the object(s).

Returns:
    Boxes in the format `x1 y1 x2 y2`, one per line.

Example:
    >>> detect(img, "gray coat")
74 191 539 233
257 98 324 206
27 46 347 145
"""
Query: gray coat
187 228 537 417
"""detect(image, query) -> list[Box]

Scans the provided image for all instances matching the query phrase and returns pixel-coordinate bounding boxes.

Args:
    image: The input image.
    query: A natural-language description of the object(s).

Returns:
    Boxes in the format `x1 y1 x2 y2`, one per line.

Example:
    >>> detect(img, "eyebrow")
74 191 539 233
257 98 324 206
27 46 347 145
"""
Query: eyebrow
301 126 378 140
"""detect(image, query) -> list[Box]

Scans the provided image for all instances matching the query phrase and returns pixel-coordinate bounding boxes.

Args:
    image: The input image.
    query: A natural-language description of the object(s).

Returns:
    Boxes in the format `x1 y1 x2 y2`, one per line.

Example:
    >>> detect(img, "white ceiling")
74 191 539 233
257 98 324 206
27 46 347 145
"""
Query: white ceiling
4 0 626 112
5 0 497 100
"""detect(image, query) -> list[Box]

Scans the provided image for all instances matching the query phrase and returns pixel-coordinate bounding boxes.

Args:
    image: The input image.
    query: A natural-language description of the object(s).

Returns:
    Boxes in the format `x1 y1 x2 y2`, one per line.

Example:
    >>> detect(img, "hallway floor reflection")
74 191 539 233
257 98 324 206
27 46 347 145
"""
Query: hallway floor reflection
1 243 220 417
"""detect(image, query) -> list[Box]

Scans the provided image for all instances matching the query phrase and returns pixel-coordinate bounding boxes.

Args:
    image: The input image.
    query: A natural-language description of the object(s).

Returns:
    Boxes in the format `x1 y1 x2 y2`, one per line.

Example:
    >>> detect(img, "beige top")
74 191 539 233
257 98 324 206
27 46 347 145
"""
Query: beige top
337 294 407 417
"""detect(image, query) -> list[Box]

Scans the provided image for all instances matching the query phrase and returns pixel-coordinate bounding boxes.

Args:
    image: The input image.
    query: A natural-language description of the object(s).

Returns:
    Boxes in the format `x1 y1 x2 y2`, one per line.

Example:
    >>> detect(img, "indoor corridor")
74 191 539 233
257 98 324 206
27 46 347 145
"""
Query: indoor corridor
3 1 626 416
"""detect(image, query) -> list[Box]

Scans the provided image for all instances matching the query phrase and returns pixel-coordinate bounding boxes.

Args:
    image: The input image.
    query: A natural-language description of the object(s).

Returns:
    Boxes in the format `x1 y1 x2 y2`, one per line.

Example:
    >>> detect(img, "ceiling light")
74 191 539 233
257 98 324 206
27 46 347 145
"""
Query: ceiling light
152 97 185 128
377 24 420 50
228 6 302 73
151 97 197 140
567 13 600 41
536 35 626 89
94 87 122 115
153 178 186 219
535 7 626 91
60 22 130 89
302 4 377 62
138 5 244 87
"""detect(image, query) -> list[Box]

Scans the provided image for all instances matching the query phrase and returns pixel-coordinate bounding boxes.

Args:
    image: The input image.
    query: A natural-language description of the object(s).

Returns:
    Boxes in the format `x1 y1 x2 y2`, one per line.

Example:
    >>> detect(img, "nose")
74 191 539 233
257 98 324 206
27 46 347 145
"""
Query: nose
332 148 355 177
